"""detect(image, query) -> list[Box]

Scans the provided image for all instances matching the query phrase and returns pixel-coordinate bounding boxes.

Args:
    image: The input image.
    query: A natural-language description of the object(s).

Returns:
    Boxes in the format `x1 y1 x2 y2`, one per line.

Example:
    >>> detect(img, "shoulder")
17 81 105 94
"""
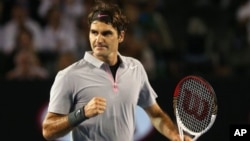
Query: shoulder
120 55 143 67
56 58 88 78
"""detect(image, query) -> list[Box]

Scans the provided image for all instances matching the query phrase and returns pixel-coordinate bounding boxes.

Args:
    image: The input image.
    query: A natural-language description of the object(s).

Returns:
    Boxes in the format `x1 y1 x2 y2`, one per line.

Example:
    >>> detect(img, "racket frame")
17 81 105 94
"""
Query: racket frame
173 75 217 141
175 108 217 141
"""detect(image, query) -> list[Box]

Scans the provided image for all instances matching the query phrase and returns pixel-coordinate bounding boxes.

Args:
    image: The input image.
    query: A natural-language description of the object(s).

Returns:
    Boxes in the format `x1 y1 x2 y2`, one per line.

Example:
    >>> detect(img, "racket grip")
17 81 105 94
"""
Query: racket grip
178 125 184 141
179 132 184 141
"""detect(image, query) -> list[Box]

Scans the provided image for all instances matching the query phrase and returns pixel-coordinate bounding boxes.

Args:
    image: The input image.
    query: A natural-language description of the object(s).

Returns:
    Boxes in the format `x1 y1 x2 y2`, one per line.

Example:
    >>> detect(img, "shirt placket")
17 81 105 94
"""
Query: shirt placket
104 64 118 93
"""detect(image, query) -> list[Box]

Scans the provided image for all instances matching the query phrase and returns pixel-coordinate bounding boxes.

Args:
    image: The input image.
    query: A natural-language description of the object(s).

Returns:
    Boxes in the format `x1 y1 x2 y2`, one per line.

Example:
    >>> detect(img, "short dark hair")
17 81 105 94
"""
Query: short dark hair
87 1 129 34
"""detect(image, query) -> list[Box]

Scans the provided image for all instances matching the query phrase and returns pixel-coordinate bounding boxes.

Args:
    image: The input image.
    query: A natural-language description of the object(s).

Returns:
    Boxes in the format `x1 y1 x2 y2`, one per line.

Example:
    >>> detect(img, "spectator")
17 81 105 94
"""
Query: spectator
39 5 78 73
119 29 157 80
234 0 250 75
0 0 3 49
38 0 84 33
41 5 77 53
181 16 214 75
2 2 43 54
75 7 92 60
236 0 250 46
135 0 176 78
5 49 49 80
0 0 5 79
137 0 174 54
4 25 45 78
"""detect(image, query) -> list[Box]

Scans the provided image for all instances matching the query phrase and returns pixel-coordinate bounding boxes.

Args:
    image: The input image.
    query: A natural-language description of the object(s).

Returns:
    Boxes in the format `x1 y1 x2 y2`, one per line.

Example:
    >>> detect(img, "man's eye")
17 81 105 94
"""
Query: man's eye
102 31 112 36
91 30 98 35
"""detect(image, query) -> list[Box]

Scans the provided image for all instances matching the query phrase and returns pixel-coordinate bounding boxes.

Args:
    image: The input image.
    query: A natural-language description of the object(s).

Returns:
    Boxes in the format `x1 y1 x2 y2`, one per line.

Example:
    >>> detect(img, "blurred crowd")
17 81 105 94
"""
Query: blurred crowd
0 0 250 81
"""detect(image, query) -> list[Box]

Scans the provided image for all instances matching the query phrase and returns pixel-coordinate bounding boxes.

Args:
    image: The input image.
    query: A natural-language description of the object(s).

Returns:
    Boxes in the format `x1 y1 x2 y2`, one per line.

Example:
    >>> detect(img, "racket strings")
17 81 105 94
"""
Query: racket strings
177 79 214 133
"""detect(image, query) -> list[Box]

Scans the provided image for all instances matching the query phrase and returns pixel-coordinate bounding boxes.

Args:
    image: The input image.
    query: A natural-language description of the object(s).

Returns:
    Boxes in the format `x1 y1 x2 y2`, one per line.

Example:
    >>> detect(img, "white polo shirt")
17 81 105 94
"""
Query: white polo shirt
48 51 158 141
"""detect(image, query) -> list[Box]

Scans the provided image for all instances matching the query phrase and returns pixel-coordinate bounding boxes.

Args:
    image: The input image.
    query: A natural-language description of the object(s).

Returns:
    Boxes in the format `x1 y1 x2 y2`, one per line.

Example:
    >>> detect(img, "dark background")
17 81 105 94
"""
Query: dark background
1 76 249 141
1 0 250 140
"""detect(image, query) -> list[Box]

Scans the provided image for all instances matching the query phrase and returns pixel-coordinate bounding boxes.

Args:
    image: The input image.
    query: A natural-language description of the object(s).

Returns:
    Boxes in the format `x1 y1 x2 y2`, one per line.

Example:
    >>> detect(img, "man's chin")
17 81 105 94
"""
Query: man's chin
93 51 107 57
94 46 107 50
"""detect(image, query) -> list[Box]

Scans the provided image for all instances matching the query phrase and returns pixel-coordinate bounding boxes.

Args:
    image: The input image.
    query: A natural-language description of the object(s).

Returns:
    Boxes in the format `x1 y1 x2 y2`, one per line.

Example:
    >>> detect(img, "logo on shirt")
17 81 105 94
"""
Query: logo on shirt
130 65 137 69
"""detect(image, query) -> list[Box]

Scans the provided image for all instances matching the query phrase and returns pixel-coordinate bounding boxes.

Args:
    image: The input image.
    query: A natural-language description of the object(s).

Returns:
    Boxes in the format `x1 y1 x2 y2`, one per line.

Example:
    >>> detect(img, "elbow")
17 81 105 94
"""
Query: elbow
42 126 56 141
42 129 53 141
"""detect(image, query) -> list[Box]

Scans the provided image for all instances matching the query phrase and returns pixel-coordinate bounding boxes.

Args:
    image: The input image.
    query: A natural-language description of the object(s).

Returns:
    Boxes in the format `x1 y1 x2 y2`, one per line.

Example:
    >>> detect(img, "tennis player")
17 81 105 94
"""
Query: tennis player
42 1 191 141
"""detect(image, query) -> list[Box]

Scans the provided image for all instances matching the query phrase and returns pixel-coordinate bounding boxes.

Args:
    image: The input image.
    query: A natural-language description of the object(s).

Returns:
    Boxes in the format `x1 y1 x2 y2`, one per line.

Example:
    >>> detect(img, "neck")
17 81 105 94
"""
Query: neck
93 52 118 66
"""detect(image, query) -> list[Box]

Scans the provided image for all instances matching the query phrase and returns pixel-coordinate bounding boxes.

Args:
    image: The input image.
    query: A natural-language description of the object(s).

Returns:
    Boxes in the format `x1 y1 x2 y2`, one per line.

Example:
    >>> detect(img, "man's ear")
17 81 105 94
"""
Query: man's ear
118 31 125 43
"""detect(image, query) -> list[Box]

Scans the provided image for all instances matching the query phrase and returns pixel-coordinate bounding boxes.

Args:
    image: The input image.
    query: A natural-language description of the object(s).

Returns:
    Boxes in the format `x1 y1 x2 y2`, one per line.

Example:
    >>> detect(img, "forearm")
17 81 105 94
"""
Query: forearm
42 115 72 140
151 111 179 140
43 107 89 140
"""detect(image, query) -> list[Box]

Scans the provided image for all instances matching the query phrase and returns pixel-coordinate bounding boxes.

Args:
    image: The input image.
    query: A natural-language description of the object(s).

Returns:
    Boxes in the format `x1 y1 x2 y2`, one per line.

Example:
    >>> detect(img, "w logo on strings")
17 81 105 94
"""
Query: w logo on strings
182 89 209 121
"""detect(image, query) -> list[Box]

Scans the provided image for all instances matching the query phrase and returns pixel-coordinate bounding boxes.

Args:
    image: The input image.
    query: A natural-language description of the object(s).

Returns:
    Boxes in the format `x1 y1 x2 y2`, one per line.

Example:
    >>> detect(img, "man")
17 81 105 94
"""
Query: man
42 1 191 141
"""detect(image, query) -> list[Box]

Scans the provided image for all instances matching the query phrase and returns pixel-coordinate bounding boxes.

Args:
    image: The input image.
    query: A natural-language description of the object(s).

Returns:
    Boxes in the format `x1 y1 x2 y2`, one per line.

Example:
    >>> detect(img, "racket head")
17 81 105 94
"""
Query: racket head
173 75 218 136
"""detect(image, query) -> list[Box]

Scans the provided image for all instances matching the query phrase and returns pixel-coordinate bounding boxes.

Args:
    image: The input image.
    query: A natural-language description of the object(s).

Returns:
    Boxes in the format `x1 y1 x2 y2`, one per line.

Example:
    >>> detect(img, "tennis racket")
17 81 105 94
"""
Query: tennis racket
173 75 217 141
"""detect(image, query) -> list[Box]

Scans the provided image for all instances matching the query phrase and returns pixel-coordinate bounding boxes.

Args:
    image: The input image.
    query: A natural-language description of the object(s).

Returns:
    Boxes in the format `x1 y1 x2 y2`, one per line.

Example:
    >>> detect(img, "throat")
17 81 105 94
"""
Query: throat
109 58 120 79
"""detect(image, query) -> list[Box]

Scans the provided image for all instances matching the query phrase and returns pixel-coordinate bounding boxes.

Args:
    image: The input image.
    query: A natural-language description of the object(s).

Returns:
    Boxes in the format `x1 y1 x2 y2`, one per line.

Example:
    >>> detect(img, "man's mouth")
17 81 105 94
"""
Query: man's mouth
94 45 107 48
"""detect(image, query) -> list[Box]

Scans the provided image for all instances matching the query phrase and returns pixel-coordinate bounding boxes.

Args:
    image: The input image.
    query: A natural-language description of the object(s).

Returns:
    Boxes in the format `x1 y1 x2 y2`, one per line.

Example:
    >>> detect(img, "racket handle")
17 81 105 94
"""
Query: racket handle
178 125 184 141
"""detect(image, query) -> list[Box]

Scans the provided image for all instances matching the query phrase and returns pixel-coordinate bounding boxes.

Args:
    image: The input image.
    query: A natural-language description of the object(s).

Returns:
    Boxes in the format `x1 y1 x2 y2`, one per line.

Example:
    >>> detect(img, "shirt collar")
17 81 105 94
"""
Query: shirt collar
83 51 126 68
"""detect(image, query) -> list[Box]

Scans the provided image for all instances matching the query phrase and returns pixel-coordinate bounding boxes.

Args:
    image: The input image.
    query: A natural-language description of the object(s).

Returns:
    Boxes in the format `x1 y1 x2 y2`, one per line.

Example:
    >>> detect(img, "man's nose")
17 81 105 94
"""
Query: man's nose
96 34 104 42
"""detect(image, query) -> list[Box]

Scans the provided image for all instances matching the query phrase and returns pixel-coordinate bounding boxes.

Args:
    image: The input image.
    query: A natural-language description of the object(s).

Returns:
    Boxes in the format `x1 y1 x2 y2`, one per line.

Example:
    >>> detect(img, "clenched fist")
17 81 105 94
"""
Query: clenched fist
84 97 106 118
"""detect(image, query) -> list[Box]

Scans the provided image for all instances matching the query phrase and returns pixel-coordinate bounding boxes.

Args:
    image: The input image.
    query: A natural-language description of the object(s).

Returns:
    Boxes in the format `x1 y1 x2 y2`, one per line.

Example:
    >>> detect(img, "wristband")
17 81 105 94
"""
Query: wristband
68 107 88 127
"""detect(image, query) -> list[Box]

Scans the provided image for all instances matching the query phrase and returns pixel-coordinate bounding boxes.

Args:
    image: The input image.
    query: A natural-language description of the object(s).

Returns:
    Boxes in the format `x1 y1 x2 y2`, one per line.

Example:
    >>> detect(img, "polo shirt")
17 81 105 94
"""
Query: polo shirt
48 51 158 141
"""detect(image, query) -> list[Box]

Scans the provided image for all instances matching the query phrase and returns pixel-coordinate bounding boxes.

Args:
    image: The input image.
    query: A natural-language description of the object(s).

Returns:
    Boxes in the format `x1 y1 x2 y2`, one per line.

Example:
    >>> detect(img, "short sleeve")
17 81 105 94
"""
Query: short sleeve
48 70 73 114
137 62 158 108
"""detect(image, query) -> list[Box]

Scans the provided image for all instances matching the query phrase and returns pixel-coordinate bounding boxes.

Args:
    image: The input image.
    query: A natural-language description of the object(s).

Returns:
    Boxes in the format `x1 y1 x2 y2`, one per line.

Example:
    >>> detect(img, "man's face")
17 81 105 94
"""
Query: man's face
89 21 124 59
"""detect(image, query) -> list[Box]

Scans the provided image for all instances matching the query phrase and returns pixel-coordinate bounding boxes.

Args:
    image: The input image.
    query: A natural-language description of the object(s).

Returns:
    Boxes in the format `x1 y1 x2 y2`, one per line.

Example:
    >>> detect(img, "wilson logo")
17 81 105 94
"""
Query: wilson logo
182 89 209 121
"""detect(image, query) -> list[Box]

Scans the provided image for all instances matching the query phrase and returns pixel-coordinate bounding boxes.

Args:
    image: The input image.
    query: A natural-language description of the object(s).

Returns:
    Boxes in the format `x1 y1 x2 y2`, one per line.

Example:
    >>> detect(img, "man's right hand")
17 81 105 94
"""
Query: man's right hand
84 97 106 118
